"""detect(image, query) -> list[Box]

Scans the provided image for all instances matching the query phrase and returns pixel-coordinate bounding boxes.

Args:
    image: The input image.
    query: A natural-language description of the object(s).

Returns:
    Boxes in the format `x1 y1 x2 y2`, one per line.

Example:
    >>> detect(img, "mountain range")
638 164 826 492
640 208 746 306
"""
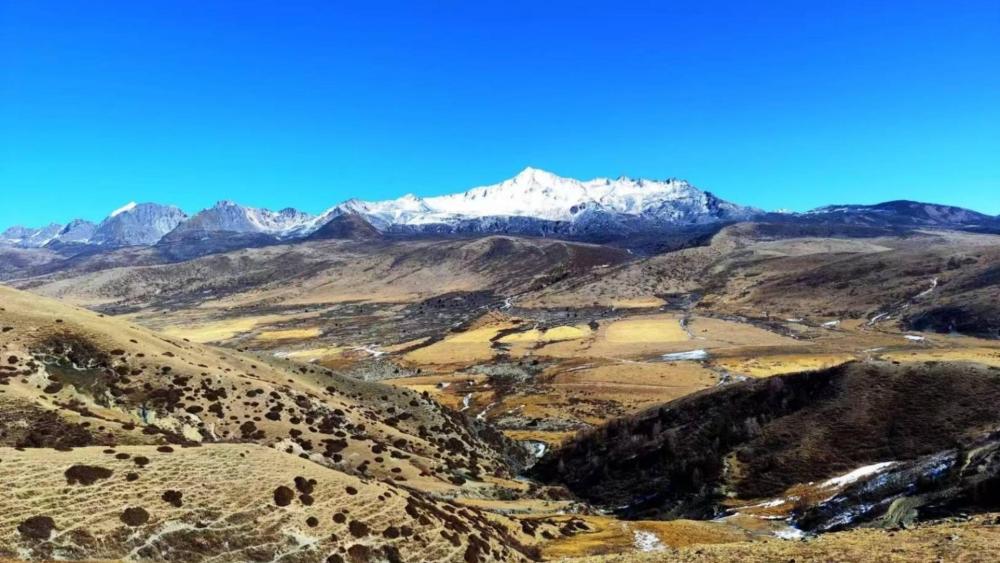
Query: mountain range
3 167 997 252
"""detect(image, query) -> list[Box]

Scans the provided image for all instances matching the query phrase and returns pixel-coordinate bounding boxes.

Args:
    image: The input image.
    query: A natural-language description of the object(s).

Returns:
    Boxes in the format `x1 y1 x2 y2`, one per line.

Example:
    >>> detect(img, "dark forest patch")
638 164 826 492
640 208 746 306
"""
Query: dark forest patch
532 361 1000 519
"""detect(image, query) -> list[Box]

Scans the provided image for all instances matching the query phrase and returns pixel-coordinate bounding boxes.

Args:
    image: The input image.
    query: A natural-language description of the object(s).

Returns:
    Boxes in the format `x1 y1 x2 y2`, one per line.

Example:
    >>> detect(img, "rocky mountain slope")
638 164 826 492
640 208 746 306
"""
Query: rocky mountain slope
164 200 315 239
89 202 189 247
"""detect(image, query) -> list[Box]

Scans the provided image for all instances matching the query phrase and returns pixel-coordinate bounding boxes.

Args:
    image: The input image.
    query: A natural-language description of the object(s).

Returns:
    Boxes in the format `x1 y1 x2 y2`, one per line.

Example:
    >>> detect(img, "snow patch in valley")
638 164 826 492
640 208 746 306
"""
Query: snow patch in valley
524 441 548 459
632 530 666 552
352 345 384 358
822 461 896 488
915 277 938 299
661 349 708 361
774 525 807 540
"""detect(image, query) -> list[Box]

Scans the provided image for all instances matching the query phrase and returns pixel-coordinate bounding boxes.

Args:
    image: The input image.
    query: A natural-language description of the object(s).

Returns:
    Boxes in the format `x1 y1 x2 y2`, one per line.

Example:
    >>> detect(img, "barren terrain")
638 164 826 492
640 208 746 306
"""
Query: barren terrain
3 223 999 561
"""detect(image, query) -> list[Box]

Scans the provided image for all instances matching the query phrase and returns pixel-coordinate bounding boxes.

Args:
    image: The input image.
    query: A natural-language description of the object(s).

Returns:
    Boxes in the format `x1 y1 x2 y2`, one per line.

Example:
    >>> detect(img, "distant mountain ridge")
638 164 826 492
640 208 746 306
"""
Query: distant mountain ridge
88 202 188 246
161 200 315 241
2 168 997 252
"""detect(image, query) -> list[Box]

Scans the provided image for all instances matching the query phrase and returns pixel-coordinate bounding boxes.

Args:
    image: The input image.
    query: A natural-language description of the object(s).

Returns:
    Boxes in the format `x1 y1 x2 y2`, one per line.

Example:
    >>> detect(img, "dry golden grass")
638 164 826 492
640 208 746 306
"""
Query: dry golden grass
278 346 346 361
685 317 802 348
0 444 536 562
0 284 528 501
537 314 690 359
548 361 717 409
541 515 750 559
561 514 1000 562
158 312 321 343
499 325 591 344
604 316 689 344
402 322 519 365
502 429 579 446
882 346 1000 368
711 353 855 377
609 297 667 309
156 316 265 342
255 327 323 341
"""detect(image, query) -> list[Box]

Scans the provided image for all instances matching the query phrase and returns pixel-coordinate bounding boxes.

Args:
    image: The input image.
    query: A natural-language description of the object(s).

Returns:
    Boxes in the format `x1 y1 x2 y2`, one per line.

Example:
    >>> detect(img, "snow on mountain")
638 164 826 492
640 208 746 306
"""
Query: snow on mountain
310 167 757 235
110 201 137 218
0 167 760 250
51 219 97 244
167 200 315 238
0 223 63 248
90 203 188 246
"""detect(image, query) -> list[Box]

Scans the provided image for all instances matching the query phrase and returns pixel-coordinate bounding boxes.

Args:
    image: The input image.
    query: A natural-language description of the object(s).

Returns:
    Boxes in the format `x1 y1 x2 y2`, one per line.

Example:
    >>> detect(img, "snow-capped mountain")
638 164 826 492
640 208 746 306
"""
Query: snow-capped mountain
0 223 63 248
306 167 757 237
90 202 188 246
5 167 999 258
165 200 315 239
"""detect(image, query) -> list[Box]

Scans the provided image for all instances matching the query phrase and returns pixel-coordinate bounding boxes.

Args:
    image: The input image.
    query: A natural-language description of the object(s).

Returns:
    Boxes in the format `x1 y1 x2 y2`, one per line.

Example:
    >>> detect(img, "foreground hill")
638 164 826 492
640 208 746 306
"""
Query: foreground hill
0 285 569 561
532 361 1000 530
0 444 544 561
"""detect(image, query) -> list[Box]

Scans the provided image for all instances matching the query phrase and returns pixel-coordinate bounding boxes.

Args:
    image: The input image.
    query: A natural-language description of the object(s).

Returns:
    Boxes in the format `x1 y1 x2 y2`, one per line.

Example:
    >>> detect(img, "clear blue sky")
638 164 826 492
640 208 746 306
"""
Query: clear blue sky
2 1 998 229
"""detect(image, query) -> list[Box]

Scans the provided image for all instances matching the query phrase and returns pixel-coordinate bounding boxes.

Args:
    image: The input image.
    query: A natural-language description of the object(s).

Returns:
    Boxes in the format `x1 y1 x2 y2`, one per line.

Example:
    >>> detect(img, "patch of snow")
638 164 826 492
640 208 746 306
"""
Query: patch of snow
774 525 807 540
821 320 840 329
868 312 889 325
460 393 473 412
524 441 548 459
915 277 938 299
742 497 789 510
632 530 666 552
110 201 137 217
785 318 804 323
353 345 384 358
822 461 896 488
476 401 496 421
661 349 708 361
904 334 926 342
816 502 880 531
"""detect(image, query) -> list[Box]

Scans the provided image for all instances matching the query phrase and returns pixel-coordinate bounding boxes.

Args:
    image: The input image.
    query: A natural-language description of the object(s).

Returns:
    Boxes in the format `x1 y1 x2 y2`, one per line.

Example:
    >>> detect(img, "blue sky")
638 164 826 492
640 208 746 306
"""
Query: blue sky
2 1 998 229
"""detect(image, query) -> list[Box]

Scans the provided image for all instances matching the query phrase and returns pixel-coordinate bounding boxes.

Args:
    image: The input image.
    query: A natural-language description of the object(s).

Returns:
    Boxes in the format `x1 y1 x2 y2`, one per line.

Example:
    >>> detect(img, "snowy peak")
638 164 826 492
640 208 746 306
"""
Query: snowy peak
167 201 315 238
1 167 763 250
325 168 757 229
90 203 188 247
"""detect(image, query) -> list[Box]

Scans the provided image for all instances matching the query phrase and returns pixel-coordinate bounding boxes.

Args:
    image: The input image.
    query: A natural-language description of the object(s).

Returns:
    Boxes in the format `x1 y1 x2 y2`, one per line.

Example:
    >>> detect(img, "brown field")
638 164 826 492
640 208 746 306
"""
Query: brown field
711 353 855 377
541 516 753 559
559 513 1000 562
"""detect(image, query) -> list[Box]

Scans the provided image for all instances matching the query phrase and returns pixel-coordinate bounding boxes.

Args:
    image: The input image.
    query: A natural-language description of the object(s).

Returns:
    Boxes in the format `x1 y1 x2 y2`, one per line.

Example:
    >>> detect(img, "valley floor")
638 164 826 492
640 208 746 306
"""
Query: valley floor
3 226 999 561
